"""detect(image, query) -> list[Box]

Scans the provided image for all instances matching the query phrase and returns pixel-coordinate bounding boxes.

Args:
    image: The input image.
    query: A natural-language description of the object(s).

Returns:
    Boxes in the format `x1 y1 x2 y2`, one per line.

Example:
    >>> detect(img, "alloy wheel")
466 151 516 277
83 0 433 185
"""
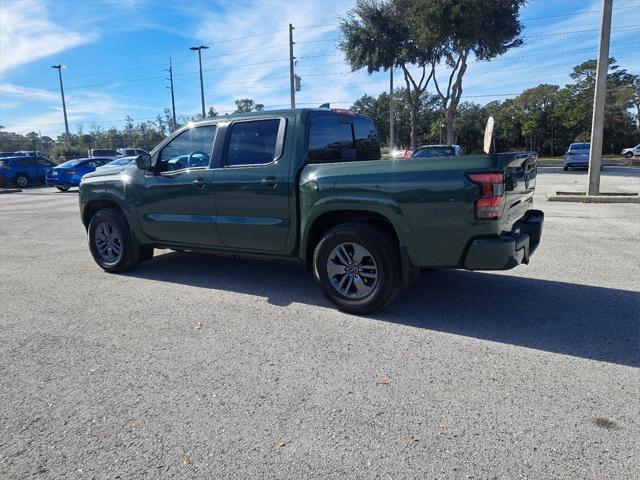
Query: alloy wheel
94 221 123 263
326 242 378 299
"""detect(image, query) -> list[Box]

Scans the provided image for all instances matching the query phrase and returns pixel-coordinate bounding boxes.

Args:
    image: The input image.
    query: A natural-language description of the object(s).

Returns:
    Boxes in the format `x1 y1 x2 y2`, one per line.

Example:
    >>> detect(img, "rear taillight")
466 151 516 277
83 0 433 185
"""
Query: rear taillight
467 172 505 220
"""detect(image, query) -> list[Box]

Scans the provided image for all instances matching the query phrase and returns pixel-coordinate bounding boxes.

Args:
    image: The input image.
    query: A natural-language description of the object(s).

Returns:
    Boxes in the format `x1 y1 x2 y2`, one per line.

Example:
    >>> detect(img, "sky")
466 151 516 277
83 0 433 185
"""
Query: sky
0 0 638 138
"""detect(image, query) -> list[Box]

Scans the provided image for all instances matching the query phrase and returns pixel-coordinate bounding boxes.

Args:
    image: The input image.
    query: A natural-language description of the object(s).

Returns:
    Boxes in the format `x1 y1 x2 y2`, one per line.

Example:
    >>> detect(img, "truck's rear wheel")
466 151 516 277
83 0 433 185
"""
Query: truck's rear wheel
313 223 401 314
88 208 140 273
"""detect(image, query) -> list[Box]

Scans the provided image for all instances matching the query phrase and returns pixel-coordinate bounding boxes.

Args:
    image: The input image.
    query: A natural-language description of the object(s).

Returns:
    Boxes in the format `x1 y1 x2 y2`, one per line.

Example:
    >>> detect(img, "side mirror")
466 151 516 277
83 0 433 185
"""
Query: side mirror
135 153 151 170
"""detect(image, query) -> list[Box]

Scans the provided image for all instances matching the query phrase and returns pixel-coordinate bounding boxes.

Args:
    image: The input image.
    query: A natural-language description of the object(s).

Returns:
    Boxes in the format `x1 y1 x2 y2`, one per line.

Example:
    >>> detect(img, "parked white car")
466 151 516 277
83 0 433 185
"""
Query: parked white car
116 148 148 157
621 144 640 158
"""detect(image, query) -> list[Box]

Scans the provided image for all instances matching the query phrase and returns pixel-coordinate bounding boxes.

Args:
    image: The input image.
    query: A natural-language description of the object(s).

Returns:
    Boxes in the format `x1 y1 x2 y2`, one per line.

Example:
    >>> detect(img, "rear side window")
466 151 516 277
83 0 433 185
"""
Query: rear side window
308 114 379 162
226 119 281 167
353 116 380 160
308 115 355 162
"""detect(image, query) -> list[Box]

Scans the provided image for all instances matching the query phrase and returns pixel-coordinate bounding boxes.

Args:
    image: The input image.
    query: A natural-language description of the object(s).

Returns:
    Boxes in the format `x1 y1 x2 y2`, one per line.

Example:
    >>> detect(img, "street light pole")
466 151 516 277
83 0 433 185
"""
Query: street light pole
587 0 612 196
190 45 209 118
51 65 69 138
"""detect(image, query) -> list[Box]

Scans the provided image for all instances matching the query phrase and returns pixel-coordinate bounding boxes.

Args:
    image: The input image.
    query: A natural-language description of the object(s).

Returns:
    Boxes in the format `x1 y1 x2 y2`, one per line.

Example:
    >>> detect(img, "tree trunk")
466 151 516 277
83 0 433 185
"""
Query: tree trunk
445 108 455 145
409 102 418 150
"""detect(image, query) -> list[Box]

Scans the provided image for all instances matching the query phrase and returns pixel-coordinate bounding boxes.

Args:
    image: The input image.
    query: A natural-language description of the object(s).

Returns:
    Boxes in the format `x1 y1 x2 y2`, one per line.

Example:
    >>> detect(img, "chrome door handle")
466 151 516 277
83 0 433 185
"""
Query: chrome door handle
192 177 206 188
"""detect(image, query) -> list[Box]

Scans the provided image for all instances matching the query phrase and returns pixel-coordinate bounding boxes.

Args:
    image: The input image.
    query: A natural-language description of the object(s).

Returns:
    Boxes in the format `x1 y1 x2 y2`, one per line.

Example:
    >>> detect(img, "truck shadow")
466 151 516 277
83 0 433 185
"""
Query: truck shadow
128 251 639 368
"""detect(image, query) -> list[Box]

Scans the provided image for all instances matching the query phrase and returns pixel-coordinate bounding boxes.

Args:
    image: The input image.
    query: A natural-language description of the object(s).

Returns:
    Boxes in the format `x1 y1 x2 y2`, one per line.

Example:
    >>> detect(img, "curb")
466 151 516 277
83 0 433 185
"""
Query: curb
547 194 640 204
0 188 22 194
538 160 640 167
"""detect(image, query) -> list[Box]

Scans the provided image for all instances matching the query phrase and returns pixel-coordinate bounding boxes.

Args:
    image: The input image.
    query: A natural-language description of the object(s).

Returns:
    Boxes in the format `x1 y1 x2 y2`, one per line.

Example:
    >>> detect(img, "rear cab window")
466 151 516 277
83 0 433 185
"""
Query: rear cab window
308 113 380 163
570 143 590 151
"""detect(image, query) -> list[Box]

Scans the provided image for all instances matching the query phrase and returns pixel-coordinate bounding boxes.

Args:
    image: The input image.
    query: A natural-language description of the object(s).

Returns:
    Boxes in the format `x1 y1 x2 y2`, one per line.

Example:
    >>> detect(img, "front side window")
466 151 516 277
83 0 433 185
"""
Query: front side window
308 114 356 162
37 158 53 166
225 119 281 167
159 125 216 171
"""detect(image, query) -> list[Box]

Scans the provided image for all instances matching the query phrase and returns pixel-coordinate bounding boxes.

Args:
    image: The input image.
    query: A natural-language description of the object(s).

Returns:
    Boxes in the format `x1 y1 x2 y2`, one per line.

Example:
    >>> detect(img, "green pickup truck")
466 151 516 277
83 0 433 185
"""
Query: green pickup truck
78 108 543 313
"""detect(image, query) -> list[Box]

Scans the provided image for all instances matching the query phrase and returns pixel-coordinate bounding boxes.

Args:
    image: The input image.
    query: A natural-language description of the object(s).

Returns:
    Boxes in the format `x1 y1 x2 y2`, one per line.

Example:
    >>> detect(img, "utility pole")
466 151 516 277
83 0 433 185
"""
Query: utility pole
587 0 612 196
166 58 177 130
190 45 209 118
51 65 69 139
289 24 296 109
389 68 394 150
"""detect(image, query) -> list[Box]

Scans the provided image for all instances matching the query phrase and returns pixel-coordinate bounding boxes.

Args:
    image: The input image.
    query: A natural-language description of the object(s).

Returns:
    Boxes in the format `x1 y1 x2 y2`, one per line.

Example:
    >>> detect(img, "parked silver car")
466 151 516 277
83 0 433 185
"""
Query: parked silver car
563 142 590 171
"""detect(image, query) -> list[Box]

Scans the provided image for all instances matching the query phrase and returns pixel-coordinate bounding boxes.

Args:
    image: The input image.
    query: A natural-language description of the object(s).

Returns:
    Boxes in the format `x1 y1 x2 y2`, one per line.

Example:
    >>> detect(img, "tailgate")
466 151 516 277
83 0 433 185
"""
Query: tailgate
500 152 537 230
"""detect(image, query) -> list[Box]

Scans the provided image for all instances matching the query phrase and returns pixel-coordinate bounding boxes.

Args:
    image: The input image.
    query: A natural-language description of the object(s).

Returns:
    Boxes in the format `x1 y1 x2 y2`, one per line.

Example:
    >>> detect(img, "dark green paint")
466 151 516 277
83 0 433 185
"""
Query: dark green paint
79 108 539 271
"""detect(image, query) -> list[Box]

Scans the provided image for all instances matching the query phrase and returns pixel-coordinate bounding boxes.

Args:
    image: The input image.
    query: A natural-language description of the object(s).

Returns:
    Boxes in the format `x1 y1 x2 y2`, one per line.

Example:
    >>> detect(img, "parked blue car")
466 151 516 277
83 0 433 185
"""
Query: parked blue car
564 142 590 170
0 156 56 188
45 157 112 191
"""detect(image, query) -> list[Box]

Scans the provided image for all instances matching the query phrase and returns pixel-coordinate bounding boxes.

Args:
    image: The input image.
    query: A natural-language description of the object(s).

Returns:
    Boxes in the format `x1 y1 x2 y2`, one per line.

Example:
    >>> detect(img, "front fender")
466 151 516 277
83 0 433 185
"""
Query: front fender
79 170 145 240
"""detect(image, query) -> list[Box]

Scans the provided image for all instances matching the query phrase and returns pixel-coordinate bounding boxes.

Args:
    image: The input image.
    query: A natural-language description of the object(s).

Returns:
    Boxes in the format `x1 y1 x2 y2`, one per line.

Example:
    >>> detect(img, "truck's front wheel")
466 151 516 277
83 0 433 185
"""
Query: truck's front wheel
313 223 401 314
88 208 140 273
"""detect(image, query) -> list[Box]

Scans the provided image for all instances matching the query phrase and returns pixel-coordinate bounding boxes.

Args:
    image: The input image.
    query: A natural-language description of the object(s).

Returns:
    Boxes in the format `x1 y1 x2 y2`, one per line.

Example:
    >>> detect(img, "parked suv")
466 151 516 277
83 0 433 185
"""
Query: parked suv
116 148 148 157
0 156 56 187
13 150 49 158
78 108 543 313
621 144 640 158
88 149 118 159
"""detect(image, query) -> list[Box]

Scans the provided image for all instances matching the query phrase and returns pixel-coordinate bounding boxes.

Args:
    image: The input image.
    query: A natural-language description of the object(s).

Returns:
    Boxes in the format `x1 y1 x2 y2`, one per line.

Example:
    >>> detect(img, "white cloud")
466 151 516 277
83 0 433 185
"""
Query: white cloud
0 0 96 72
0 82 151 137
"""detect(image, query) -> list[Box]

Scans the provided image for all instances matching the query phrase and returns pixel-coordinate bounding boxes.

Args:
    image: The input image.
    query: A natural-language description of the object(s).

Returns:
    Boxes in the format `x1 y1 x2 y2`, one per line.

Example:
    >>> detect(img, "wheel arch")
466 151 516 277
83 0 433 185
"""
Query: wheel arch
303 209 403 269
82 199 127 230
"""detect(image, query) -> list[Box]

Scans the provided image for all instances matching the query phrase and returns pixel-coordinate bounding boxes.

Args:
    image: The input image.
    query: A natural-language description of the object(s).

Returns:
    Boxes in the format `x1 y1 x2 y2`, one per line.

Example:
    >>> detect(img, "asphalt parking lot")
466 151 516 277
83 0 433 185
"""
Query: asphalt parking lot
1 167 638 479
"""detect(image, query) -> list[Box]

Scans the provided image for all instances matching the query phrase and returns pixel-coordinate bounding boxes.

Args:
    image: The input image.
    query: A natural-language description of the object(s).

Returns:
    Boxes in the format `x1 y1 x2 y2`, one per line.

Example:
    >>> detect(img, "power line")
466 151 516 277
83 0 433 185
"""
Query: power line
7 84 633 129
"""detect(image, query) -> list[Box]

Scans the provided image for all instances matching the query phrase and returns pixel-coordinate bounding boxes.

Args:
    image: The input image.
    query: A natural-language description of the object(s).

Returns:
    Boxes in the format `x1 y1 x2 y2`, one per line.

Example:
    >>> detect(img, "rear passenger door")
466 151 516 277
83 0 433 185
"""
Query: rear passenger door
212 117 291 252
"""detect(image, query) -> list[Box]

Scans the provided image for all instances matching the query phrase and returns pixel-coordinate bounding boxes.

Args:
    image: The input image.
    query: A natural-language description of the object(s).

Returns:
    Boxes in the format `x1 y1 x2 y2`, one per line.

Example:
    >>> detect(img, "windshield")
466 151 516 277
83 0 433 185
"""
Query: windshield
569 143 590 151
412 147 455 158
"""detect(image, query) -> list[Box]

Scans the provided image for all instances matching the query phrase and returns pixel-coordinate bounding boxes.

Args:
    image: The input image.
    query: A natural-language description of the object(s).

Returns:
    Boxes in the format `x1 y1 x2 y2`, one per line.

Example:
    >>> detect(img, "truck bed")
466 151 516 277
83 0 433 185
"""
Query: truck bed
300 153 538 268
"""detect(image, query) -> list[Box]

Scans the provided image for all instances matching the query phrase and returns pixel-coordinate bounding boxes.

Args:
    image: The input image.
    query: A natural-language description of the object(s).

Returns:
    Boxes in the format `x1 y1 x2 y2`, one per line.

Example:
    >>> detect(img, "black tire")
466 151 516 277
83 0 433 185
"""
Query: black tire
56 186 70 192
624 152 633 159
139 246 154 262
15 174 29 188
313 222 401 314
88 208 139 273
563 166 568 171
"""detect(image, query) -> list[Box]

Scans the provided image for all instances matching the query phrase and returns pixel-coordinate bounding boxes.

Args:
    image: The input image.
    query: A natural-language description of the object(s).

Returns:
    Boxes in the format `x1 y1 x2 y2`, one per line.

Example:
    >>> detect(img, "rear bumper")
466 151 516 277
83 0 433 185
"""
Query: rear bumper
463 209 544 270
45 178 78 187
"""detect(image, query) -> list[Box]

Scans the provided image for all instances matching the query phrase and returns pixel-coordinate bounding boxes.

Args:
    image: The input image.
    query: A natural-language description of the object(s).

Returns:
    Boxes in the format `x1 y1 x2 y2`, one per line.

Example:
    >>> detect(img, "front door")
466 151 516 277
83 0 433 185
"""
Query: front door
212 118 291 252
137 124 222 247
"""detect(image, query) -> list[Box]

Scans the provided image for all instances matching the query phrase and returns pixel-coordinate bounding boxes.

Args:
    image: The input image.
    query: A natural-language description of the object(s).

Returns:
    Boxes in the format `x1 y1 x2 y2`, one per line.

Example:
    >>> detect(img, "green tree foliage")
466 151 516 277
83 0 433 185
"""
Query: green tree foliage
350 59 638 155
351 88 439 147
340 0 436 149
410 0 526 144
234 98 264 113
